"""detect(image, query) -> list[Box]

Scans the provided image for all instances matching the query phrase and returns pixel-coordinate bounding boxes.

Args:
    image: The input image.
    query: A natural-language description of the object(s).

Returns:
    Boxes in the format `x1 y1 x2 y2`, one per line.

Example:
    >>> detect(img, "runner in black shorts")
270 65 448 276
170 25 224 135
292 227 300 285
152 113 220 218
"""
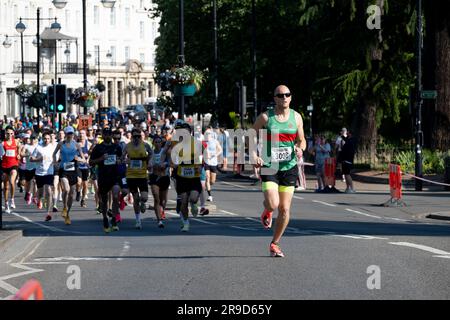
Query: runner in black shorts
90 128 123 233
52 126 87 225
148 135 170 228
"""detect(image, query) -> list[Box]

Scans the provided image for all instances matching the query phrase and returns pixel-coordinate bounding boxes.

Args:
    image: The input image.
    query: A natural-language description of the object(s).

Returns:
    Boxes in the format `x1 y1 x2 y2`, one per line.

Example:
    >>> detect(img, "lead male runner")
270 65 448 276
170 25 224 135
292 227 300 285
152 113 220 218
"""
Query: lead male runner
252 85 306 257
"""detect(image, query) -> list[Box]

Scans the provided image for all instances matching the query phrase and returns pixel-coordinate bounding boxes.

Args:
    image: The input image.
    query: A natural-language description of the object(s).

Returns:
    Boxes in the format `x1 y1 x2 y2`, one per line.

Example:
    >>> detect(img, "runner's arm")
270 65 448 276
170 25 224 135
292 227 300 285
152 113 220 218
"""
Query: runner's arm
74 143 86 163
252 112 268 166
52 142 61 163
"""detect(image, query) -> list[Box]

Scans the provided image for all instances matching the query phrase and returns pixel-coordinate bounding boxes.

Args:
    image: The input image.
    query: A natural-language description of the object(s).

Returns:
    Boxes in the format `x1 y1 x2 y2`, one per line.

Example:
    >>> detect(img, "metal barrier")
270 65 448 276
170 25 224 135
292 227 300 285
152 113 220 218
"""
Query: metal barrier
13 279 44 300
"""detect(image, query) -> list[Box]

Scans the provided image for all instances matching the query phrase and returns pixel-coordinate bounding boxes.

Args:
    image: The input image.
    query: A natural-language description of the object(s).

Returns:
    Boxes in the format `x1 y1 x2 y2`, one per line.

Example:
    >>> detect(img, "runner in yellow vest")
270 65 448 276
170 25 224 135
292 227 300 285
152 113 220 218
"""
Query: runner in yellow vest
122 128 153 229
167 121 202 232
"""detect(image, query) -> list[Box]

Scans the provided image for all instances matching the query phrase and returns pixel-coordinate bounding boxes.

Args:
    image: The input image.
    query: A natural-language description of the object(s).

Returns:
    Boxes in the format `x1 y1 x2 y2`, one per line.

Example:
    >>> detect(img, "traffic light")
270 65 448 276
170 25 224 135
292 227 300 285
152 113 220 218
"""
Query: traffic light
47 86 55 113
55 84 67 113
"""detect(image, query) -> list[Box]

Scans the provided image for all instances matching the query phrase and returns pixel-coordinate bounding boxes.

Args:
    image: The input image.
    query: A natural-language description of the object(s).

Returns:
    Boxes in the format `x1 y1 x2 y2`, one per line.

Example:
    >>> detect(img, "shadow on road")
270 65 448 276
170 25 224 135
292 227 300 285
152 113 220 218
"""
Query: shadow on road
5 215 449 239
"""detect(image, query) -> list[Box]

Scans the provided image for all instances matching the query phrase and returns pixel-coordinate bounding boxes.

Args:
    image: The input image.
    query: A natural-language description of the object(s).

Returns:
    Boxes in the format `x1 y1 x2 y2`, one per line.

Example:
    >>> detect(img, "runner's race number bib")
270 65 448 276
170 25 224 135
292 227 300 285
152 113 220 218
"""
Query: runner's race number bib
6 149 15 157
179 166 198 178
104 155 117 166
271 147 292 162
63 162 76 171
153 154 161 165
130 160 142 169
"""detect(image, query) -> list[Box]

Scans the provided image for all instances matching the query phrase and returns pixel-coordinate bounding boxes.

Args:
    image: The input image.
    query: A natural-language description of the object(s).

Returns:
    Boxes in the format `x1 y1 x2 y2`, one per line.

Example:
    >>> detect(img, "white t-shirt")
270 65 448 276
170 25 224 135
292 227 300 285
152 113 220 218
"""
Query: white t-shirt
205 139 219 166
33 143 57 176
24 144 39 171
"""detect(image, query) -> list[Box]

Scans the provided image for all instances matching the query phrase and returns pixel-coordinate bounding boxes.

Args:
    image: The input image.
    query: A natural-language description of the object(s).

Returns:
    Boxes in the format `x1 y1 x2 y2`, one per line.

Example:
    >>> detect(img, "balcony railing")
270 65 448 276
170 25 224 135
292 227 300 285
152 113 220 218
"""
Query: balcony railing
12 60 155 75
12 61 91 75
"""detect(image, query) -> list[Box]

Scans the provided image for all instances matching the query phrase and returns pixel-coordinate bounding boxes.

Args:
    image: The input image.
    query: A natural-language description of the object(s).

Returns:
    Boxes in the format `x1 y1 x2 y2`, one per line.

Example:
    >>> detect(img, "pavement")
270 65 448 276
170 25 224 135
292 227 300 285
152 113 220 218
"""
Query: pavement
229 166 450 221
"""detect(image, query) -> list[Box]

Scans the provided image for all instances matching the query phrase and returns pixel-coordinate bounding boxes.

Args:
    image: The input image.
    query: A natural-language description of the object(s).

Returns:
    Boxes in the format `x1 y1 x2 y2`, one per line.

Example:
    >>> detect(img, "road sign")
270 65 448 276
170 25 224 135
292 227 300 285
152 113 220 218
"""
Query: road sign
421 90 437 99
78 115 92 131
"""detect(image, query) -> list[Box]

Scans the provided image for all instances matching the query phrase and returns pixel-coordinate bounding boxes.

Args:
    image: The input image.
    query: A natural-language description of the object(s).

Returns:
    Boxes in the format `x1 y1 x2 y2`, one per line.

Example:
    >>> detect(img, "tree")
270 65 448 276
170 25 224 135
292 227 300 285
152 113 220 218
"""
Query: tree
424 1 450 151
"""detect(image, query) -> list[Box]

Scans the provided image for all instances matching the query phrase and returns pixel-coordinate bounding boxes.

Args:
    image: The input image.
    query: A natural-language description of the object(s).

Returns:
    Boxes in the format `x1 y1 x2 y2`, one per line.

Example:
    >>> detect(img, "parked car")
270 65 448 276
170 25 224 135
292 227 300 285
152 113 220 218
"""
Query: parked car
96 106 122 123
144 102 165 120
123 104 148 123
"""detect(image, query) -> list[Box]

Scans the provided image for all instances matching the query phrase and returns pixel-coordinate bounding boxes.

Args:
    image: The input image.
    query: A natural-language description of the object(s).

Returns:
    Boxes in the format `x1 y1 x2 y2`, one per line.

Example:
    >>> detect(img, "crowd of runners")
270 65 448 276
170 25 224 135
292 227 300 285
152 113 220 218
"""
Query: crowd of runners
1 84 310 258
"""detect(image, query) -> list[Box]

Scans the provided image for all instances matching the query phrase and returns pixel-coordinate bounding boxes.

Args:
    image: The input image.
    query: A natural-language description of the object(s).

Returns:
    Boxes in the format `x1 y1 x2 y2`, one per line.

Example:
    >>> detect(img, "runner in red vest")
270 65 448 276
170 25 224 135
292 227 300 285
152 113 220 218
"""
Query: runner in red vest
1 126 23 213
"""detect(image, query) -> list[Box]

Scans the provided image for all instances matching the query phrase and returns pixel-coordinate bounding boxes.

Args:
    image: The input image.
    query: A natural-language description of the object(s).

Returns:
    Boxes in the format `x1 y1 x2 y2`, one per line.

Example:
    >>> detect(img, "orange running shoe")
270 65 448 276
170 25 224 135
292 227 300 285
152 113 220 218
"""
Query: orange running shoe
269 242 285 258
261 209 273 229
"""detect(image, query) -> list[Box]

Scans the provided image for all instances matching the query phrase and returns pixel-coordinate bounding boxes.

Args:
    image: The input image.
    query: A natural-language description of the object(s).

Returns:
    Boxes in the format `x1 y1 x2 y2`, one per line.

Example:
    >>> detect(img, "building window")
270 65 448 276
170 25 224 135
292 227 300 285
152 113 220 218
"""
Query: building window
110 46 116 65
110 7 116 26
94 45 100 65
76 11 80 28
148 81 153 97
125 8 130 27
140 0 144 8
140 22 145 39
140 53 145 64
94 6 99 25
65 10 70 31
117 81 123 107
125 46 130 62
108 81 113 106
48 8 53 20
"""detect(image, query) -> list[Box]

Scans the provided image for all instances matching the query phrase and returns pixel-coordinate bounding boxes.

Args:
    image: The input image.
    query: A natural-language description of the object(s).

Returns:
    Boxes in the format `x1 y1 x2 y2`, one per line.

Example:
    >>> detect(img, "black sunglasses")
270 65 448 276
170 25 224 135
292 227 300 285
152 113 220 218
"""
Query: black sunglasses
275 93 292 98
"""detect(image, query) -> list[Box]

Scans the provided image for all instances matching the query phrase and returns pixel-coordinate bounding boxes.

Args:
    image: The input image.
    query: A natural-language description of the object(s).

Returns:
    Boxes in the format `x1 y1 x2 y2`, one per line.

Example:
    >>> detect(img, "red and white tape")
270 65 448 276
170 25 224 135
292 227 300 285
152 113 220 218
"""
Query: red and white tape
403 172 450 187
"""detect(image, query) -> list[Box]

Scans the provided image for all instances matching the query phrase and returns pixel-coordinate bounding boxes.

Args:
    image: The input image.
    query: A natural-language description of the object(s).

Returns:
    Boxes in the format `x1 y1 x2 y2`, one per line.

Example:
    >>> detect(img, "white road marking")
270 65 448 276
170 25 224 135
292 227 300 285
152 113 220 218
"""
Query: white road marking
333 234 388 240
220 181 248 189
117 241 131 261
220 210 239 216
33 257 111 262
0 238 46 297
6 239 39 264
9 211 86 234
230 226 258 231
384 217 411 222
191 218 218 225
293 195 304 200
345 208 383 219
312 200 336 207
389 242 450 257
21 262 69 265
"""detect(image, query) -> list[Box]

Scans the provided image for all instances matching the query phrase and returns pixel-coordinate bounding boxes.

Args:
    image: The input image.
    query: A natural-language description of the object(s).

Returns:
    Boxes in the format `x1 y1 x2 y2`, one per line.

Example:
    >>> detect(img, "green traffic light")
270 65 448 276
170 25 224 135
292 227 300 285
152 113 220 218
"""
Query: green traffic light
50 104 54 111
57 104 64 111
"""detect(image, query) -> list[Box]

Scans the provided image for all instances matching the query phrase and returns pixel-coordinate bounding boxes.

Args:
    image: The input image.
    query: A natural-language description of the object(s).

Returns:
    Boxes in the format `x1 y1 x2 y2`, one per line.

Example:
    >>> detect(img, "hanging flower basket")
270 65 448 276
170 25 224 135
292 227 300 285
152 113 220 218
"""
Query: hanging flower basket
26 93 47 108
80 98 95 108
173 83 196 96
154 65 207 95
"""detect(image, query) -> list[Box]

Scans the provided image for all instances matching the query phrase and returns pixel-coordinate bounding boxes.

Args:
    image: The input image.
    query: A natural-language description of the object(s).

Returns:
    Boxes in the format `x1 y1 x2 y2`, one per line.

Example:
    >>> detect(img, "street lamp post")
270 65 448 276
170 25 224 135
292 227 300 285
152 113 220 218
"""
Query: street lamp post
179 0 185 120
415 0 423 191
14 9 61 129
52 0 116 115
307 99 313 138
251 0 257 118
213 0 218 114
87 48 112 121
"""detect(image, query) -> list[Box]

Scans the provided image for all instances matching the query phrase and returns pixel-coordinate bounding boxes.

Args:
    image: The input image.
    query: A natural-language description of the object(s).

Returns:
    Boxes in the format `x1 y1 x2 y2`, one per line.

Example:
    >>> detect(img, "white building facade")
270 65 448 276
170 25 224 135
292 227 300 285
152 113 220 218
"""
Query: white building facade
0 0 159 118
